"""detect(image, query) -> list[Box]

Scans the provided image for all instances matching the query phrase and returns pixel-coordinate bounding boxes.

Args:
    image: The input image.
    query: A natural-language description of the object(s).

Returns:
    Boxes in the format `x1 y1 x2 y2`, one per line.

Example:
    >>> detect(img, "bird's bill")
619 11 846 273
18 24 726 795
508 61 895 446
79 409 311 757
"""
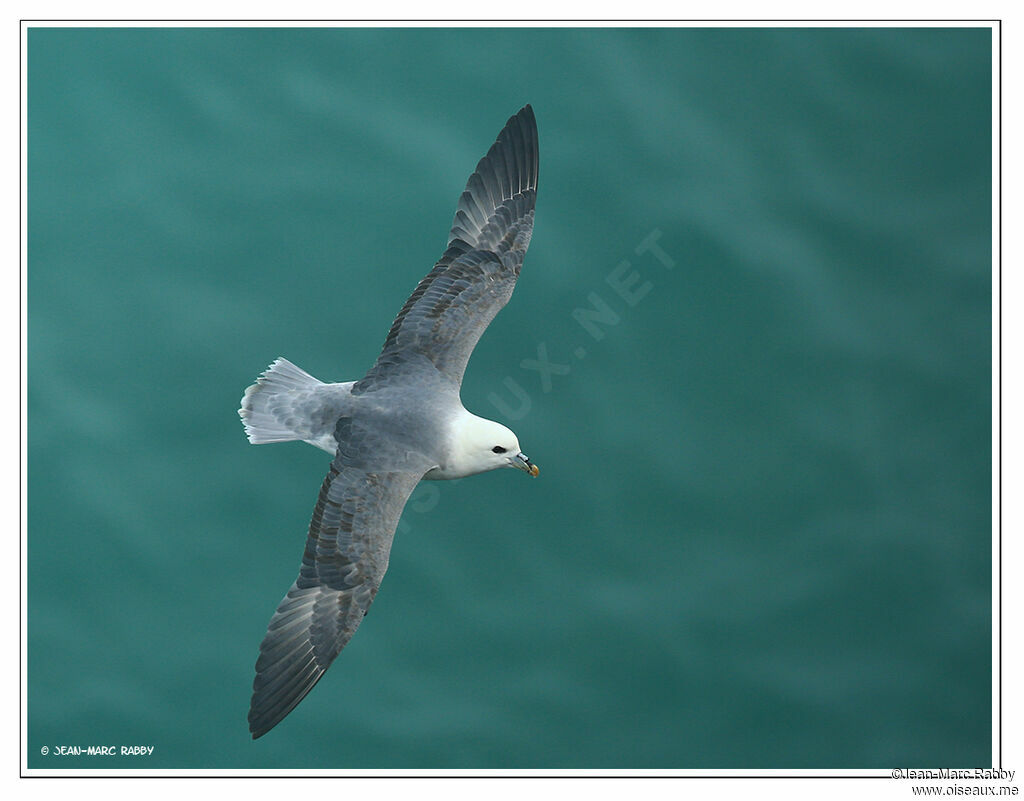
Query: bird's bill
514 452 540 477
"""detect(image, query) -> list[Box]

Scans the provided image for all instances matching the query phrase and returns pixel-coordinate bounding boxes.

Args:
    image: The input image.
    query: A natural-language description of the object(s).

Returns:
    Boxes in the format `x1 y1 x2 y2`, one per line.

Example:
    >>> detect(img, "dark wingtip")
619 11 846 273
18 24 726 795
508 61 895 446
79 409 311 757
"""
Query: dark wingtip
503 104 535 132
248 708 281 740
247 656 331 740
493 104 539 194
511 103 536 131
249 710 270 739
247 691 293 740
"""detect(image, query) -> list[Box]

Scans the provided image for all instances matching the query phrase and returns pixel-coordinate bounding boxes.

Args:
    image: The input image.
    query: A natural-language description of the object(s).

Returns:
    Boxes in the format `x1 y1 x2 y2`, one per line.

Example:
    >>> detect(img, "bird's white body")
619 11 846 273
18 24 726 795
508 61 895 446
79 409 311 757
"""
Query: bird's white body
240 357 530 478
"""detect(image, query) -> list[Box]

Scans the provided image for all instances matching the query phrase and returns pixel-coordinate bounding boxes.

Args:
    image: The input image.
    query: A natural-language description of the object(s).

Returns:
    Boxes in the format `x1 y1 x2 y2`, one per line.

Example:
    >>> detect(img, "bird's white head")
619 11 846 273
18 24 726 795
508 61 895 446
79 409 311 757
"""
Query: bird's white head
443 411 539 479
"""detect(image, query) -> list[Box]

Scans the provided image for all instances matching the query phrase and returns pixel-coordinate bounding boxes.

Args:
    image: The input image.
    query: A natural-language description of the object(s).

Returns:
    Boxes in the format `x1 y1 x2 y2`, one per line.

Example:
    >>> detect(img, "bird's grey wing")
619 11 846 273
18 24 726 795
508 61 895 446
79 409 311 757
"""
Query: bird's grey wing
355 104 538 392
248 422 429 738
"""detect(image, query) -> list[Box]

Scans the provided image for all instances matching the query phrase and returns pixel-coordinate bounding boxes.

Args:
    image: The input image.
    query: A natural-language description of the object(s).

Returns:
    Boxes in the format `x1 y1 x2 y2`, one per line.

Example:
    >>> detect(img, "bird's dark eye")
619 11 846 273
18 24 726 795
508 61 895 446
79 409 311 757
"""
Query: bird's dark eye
492 446 507 454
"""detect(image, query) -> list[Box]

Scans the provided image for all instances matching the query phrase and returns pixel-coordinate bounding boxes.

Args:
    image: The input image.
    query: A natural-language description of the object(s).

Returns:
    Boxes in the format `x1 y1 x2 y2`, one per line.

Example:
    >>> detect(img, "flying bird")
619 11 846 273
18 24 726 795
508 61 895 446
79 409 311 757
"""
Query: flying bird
239 105 540 739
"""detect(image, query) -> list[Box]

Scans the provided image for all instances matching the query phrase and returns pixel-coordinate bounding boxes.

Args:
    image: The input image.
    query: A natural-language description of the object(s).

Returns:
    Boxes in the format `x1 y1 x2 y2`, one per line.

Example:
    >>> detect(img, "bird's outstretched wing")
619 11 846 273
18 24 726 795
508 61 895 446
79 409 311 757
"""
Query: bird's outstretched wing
355 104 539 392
248 421 429 738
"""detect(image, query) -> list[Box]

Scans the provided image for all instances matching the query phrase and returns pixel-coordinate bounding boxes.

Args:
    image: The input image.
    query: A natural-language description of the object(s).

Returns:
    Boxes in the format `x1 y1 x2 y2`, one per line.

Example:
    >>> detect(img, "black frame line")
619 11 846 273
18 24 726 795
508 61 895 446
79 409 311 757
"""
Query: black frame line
18 15 1007 782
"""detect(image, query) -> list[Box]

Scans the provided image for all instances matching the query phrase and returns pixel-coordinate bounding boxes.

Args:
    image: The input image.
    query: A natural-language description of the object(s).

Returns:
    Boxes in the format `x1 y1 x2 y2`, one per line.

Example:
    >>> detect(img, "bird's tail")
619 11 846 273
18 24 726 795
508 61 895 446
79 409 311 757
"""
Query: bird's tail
239 357 324 444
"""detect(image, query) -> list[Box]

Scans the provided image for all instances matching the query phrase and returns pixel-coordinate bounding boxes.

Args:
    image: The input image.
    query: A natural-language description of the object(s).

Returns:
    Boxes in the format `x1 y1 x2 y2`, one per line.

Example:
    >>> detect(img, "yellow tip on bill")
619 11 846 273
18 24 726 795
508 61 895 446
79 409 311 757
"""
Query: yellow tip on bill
529 464 540 477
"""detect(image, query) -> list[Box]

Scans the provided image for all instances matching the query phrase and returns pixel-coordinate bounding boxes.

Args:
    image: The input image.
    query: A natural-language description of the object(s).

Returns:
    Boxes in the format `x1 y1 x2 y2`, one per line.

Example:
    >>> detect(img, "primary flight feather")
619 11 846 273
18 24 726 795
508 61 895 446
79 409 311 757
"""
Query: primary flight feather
239 105 539 739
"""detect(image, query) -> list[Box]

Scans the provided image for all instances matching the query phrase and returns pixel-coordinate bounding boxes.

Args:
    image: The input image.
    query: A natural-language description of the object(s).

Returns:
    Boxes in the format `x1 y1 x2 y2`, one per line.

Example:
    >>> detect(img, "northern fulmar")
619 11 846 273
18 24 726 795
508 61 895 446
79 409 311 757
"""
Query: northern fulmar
239 105 540 739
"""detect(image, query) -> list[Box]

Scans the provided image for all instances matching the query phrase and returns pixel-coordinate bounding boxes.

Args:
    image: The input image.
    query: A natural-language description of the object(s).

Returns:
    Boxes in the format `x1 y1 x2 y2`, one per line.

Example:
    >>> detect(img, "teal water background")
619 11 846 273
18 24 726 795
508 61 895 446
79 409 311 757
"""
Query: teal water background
27 27 992 769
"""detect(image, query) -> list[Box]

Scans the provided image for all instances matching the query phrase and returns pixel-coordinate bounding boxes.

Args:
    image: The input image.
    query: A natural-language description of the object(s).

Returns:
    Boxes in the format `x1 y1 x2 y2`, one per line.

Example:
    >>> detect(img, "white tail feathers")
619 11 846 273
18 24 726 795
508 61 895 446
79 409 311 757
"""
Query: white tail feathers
239 357 325 445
